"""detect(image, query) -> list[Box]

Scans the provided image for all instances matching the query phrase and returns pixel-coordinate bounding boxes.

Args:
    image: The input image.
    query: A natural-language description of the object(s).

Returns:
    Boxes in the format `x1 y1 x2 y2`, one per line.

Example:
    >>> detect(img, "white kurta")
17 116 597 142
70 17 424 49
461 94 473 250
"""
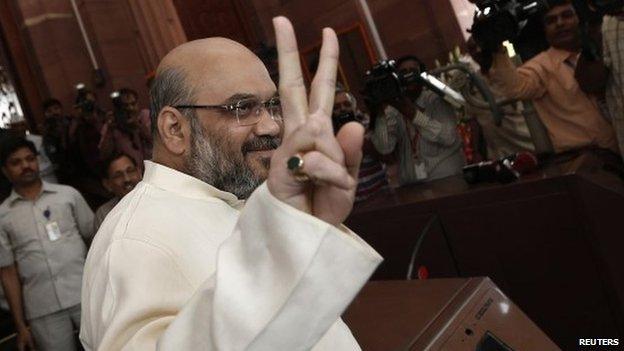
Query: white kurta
80 161 382 350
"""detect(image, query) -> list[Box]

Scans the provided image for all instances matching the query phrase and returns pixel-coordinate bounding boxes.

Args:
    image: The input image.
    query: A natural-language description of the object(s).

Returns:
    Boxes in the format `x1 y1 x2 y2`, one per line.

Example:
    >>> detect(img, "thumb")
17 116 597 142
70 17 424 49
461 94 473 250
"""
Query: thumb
336 121 364 180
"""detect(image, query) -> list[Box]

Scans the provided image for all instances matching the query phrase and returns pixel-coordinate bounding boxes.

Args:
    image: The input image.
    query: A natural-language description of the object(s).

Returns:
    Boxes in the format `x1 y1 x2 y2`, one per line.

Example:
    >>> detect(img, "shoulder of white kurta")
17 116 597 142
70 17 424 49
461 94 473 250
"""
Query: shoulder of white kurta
95 181 241 286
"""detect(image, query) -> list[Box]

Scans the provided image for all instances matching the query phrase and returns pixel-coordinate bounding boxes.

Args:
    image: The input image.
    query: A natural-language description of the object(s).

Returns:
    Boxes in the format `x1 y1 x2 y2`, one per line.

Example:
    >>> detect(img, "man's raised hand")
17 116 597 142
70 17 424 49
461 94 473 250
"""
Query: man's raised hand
267 17 364 226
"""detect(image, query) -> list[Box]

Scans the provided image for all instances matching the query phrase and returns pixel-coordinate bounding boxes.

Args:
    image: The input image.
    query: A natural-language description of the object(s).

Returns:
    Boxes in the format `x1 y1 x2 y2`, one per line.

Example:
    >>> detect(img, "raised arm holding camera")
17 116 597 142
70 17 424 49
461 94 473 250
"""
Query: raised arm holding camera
482 0 618 153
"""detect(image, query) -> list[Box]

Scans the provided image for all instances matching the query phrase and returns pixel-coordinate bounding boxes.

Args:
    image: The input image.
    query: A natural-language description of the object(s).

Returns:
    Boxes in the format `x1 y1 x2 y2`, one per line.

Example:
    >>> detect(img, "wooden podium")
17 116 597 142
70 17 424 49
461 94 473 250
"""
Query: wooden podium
346 150 624 349
344 278 560 351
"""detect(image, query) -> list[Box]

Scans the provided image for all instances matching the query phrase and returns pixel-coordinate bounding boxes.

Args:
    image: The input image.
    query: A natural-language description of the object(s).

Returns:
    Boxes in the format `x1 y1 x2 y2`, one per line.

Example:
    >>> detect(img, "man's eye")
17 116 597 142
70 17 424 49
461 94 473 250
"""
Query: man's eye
236 100 257 115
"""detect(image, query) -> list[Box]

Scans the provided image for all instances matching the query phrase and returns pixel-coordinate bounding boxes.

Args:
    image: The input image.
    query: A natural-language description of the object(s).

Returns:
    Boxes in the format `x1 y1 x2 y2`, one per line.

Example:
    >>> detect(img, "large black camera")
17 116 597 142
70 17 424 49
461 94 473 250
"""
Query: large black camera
74 83 96 114
363 60 421 105
363 59 467 108
470 0 549 53
589 0 624 14
110 91 133 130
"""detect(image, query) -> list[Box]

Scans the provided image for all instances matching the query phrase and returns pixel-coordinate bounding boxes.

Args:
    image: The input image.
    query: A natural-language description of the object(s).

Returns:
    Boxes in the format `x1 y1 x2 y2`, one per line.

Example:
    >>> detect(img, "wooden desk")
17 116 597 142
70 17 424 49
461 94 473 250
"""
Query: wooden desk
345 151 624 350
344 279 560 351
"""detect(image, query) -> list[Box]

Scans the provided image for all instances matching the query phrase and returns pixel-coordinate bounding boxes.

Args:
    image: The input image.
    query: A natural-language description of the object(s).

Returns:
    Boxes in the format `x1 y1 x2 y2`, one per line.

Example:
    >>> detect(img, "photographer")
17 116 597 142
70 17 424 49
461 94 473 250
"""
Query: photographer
484 0 618 153
464 37 536 159
99 88 153 169
370 56 465 184
68 86 105 176
575 0 624 160
41 98 72 183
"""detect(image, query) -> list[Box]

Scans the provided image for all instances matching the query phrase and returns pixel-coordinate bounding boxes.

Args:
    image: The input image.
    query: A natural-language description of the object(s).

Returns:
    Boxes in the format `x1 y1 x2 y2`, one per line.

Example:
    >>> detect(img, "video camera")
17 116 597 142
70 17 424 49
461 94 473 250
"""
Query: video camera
588 0 624 14
470 0 549 53
363 60 420 105
363 59 466 108
74 83 96 114
109 91 132 129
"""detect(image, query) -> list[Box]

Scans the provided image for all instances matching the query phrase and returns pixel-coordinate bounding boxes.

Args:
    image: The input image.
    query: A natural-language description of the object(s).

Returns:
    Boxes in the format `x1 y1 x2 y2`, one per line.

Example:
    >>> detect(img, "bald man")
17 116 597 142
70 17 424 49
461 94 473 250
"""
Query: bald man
80 17 382 350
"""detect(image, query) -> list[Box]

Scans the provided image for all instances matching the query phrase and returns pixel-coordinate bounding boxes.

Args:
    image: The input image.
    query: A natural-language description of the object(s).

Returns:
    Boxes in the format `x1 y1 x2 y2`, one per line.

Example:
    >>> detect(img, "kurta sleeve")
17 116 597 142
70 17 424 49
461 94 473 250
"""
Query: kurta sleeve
488 51 547 101
90 183 382 350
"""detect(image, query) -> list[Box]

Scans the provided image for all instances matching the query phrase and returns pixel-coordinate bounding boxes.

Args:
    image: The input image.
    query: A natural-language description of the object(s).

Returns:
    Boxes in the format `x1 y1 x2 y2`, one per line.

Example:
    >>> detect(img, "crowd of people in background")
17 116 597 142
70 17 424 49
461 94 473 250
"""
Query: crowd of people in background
0 87 150 349
0 0 622 349
337 0 624 201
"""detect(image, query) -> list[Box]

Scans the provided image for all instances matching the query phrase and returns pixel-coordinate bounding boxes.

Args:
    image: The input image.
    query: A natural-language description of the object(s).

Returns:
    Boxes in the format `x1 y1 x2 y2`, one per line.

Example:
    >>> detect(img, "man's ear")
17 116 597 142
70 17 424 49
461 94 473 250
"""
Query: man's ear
102 178 112 193
1 166 8 180
157 107 189 156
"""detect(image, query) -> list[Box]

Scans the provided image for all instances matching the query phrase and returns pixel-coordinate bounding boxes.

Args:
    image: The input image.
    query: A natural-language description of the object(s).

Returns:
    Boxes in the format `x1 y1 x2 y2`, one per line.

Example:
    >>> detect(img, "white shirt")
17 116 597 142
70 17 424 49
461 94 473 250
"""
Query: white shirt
80 161 382 350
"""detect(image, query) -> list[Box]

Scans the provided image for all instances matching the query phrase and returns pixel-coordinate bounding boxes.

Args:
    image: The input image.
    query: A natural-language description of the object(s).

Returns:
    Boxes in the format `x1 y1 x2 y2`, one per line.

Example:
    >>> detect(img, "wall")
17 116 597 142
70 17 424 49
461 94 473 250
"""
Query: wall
246 0 467 68
0 0 186 127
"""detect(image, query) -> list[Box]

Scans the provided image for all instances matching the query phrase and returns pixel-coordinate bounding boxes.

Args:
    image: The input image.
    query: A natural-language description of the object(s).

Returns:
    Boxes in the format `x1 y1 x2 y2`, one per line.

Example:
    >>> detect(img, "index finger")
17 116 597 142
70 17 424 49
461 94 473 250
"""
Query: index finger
273 17 309 136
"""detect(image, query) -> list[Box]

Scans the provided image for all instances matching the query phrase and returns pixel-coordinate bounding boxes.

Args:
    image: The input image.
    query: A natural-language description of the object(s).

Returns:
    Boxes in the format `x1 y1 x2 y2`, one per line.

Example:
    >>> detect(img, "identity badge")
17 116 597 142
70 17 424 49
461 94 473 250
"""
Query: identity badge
45 222 62 242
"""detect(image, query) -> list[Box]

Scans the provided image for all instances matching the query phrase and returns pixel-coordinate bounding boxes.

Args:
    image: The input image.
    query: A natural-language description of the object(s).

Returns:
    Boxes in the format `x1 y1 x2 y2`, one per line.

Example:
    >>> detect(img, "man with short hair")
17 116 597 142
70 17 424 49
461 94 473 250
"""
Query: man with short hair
0 136 94 351
486 0 619 153
93 153 142 231
9 120 58 184
81 17 381 350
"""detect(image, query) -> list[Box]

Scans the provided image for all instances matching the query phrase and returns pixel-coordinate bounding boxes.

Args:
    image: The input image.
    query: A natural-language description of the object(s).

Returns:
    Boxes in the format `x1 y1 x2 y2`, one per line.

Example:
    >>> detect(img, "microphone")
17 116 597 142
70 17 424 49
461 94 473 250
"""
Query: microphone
418 71 466 109
463 151 538 184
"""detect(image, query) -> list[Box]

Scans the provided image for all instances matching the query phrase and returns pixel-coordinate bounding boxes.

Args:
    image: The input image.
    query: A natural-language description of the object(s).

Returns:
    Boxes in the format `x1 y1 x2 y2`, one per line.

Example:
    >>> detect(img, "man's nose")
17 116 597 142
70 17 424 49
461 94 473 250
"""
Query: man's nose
253 110 281 137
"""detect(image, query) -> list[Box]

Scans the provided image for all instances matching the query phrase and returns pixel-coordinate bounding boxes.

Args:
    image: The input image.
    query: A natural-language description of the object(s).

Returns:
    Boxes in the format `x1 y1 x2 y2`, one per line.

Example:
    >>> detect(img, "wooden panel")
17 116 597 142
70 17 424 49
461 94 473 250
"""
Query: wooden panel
346 212 458 280
346 152 624 350
172 0 256 46
441 193 618 350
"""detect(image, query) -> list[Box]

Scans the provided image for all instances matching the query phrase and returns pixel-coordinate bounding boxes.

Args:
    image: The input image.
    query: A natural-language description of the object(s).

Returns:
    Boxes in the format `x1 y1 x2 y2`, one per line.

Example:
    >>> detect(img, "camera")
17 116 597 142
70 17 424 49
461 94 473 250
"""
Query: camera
363 60 421 105
74 83 96 114
588 0 624 14
470 0 548 53
110 91 132 129
363 59 467 108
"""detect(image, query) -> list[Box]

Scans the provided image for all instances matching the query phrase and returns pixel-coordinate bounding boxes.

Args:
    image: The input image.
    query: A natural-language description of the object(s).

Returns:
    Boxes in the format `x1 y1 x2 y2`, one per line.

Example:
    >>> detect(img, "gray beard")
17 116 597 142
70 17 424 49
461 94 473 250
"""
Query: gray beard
186 119 265 199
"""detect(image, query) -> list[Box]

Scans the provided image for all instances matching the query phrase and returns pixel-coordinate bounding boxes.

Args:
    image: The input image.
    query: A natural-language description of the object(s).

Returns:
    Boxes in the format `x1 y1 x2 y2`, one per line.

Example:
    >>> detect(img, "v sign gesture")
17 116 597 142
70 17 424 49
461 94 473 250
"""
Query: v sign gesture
267 17 365 226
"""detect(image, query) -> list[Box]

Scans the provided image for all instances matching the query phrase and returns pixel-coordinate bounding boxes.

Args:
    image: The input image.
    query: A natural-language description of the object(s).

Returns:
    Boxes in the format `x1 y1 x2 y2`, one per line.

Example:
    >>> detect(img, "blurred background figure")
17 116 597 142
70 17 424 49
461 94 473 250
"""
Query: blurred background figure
462 36 537 159
93 153 142 232
0 136 93 351
576 0 624 161
332 84 388 201
99 88 153 170
41 98 72 183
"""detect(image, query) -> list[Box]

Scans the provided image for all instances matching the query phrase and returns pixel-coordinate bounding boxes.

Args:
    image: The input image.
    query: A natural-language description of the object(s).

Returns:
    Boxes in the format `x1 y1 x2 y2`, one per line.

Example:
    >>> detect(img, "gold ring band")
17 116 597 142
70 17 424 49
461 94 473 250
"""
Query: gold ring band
287 154 310 182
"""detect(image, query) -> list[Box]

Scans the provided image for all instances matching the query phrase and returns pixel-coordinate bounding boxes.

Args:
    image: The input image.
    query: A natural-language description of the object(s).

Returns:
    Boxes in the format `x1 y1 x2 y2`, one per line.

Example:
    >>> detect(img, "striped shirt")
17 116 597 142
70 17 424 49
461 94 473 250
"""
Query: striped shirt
602 15 624 157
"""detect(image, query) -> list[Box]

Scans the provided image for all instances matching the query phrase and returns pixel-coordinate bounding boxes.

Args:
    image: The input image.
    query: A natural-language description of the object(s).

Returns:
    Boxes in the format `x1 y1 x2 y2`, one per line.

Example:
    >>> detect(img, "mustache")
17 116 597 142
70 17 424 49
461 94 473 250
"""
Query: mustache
21 168 36 176
241 136 281 154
